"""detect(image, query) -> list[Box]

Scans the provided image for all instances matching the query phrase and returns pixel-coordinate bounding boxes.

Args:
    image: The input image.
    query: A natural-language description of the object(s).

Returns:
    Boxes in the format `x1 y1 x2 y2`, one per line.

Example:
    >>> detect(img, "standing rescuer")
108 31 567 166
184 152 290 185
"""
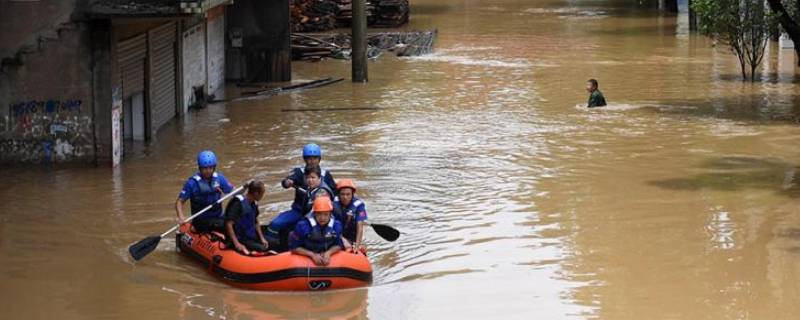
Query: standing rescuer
333 179 368 252
175 150 235 233
225 180 269 255
290 196 344 266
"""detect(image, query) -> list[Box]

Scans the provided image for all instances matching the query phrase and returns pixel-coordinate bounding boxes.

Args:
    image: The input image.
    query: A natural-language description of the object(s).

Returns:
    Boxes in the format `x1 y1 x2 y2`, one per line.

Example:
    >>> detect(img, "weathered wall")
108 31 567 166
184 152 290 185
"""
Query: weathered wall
226 0 291 82
206 7 226 98
0 0 80 60
182 20 206 112
0 22 95 163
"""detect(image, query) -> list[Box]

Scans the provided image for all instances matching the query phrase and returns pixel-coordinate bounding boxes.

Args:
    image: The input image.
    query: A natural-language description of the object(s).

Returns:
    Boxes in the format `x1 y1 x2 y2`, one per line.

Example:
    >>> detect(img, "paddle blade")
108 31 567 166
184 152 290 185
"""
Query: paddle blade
370 224 400 242
129 236 161 261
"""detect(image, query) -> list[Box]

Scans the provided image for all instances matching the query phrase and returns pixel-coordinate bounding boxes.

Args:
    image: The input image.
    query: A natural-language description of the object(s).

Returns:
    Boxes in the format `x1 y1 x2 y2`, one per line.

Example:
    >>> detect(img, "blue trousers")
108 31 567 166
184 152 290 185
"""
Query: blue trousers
266 208 305 251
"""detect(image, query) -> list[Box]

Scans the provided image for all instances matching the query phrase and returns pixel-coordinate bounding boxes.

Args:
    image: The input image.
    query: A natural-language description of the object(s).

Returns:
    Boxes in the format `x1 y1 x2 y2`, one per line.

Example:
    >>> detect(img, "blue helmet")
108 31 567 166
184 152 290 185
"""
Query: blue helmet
302 144 322 158
197 150 217 168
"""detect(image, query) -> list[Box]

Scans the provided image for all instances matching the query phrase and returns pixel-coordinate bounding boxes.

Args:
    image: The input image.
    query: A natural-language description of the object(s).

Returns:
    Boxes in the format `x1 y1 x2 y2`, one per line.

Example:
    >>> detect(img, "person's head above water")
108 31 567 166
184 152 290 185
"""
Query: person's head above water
304 164 322 189
586 79 599 93
303 144 322 167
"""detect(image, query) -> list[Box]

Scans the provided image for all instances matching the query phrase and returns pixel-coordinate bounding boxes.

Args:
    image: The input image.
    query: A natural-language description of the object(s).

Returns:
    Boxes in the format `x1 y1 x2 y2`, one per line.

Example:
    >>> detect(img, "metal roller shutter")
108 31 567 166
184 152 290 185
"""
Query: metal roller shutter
148 22 177 132
117 34 146 98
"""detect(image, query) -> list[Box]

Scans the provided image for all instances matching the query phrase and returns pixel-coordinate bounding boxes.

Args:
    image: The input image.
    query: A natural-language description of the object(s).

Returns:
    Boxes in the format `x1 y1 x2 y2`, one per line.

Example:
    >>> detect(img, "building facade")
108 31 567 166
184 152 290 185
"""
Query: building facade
0 0 237 165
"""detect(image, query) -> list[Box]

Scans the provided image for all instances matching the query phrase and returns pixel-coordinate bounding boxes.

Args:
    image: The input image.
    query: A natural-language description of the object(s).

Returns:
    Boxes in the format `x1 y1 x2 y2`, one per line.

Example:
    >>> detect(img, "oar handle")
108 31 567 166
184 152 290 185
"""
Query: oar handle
160 185 246 238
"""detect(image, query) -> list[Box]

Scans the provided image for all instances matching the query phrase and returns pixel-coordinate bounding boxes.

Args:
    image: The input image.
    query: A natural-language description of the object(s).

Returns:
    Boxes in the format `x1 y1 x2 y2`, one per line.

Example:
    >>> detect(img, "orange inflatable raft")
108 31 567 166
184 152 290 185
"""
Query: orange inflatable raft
176 224 372 291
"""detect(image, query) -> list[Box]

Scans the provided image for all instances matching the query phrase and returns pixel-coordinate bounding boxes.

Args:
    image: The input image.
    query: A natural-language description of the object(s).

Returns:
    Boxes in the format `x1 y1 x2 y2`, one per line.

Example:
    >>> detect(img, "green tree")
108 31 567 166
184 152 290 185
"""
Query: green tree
765 0 800 66
693 0 778 81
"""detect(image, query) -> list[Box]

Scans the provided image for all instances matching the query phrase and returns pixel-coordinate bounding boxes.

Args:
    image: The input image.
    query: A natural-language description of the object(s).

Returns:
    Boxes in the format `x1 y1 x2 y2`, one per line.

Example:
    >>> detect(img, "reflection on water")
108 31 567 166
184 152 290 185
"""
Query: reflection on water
1 0 800 319
163 286 368 319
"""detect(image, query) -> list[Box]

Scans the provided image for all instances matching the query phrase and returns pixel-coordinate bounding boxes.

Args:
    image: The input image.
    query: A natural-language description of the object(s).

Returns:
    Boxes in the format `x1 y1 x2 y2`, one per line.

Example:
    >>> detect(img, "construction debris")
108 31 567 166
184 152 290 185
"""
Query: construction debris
241 77 344 96
371 0 409 28
290 0 409 32
291 30 436 61
291 0 340 32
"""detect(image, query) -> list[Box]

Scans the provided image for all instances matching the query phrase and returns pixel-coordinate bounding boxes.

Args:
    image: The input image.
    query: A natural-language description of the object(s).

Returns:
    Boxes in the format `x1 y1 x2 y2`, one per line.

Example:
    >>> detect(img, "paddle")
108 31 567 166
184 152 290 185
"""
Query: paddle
363 221 400 242
128 185 246 261
296 186 400 242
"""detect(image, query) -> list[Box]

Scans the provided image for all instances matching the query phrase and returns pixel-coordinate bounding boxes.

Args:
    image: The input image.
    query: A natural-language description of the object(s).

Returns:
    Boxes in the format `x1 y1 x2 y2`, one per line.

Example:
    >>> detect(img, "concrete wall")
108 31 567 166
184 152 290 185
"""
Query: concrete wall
182 21 206 112
0 0 81 60
0 20 95 163
226 0 291 82
206 8 226 98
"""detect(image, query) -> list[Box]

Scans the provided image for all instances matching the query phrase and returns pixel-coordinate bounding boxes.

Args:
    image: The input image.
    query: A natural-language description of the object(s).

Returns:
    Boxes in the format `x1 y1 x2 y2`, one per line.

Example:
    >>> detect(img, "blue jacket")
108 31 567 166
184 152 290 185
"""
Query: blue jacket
179 172 233 220
333 196 368 242
283 167 337 211
289 217 344 253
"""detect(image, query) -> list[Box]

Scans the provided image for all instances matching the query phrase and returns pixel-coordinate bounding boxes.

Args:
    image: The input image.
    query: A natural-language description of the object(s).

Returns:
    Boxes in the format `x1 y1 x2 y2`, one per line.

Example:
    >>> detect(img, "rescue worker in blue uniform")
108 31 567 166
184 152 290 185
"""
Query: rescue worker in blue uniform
333 179 368 252
224 180 269 254
266 165 334 251
281 144 337 197
175 150 235 233
290 196 344 266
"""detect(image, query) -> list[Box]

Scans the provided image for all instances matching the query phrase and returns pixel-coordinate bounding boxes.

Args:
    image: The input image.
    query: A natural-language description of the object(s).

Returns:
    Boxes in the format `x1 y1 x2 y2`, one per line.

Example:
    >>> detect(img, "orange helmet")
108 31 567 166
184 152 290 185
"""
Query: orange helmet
336 179 357 193
312 196 333 212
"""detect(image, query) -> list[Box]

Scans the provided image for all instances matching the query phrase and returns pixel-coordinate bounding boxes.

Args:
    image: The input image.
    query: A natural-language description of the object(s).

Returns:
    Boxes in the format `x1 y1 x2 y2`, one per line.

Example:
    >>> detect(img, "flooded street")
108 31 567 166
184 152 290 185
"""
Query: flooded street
2 0 800 318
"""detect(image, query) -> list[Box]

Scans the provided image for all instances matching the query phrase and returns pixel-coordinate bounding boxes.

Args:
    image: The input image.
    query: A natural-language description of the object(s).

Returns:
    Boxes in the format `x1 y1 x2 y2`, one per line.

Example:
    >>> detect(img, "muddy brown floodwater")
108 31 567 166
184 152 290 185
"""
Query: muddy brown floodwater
2 0 800 319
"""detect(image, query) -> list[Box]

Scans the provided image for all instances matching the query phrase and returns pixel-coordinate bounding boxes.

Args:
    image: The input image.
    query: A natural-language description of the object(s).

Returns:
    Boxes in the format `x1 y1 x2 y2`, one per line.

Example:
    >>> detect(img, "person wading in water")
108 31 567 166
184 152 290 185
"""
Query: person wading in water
586 78 607 108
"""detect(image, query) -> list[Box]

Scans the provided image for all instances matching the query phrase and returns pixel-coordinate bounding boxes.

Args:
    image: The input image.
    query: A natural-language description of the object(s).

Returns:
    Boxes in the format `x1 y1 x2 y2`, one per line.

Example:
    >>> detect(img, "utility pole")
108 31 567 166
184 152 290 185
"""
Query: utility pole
352 0 368 82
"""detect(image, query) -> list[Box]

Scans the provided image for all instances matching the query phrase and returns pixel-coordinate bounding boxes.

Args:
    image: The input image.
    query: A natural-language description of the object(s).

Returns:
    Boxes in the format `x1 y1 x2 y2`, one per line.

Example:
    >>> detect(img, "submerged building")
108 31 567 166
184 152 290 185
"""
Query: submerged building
0 0 290 165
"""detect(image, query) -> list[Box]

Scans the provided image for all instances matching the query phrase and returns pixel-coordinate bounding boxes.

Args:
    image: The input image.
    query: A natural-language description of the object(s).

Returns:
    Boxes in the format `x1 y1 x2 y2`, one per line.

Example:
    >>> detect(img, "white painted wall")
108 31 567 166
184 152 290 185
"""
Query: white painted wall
207 14 226 99
181 23 206 112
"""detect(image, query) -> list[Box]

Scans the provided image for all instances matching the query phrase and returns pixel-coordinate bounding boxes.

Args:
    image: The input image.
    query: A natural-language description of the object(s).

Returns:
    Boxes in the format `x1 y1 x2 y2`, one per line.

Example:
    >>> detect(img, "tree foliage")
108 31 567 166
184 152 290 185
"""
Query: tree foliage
693 0 778 81
765 0 800 66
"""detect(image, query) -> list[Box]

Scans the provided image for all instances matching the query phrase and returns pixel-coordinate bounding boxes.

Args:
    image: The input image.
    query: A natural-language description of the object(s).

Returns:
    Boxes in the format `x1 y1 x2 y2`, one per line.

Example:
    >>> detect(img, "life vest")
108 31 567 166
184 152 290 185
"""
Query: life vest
190 172 223 219
289 167 336 211
298 182 335 214
304 217 339 253
233 194 259 241
334 197 364 241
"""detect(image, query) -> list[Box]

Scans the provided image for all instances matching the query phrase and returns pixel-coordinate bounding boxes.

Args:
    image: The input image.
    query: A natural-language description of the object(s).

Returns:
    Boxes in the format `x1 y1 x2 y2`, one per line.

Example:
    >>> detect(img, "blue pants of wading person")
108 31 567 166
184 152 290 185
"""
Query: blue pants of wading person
265 208 305 251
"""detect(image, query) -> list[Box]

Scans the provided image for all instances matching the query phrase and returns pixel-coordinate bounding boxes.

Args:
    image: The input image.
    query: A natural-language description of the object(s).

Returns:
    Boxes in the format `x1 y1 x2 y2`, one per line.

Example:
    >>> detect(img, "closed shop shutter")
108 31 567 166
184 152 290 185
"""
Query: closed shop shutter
182 22 206 113
148 21 177 132
206 8 226 97
117 34 146 98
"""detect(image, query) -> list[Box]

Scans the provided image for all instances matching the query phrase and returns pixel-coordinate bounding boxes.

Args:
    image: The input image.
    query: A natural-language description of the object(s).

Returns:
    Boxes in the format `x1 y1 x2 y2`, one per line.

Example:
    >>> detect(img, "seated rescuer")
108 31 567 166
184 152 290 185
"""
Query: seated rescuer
225 180 269 254
290 197 344 266
176 150 234 233
282 143 337 195
266 165 335 250
333 179 368 252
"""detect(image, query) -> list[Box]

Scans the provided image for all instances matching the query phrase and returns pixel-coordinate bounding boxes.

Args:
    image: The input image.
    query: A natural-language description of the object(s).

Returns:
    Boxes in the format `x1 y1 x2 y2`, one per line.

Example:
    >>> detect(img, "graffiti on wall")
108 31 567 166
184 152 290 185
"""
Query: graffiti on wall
1 99 93 163
10 100 82 117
